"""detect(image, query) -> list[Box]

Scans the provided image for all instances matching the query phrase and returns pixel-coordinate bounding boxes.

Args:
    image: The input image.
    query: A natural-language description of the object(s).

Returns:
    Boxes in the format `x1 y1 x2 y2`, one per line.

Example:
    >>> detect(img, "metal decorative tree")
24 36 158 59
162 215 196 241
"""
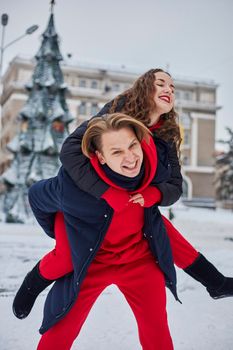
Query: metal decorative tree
0 2 73 222
215 127 233 209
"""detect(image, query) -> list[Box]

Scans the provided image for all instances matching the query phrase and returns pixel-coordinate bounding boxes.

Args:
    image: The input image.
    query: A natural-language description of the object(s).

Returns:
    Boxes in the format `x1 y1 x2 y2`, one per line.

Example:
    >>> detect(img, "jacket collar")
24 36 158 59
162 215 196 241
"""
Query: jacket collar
90 136 157 193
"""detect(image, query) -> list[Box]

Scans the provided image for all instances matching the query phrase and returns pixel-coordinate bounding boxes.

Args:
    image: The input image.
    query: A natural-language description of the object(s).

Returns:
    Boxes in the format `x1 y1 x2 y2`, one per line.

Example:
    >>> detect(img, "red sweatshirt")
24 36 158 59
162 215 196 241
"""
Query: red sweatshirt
90 137 160 264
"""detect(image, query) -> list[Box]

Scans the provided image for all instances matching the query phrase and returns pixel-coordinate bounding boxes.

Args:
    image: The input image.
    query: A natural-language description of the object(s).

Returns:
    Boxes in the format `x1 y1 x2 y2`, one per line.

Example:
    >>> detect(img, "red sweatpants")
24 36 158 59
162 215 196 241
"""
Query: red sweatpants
37 255 173 350
39 212 73 280
162 215 199 268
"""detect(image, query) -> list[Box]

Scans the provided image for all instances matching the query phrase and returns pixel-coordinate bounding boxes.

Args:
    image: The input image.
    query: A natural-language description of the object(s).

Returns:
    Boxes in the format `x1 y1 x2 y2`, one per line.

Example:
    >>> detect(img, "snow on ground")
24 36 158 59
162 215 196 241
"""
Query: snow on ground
0 207 233 350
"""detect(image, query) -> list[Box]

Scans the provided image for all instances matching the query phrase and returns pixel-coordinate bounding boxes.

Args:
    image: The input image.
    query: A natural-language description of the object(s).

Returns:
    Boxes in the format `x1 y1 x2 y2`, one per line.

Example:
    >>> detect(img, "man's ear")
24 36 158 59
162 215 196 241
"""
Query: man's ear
95 151 106 165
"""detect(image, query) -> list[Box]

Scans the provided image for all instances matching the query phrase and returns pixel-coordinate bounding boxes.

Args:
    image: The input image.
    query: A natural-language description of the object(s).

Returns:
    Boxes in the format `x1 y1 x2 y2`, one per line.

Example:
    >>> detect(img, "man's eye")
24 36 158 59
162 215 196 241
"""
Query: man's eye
112 151 121 155
130 142 138 149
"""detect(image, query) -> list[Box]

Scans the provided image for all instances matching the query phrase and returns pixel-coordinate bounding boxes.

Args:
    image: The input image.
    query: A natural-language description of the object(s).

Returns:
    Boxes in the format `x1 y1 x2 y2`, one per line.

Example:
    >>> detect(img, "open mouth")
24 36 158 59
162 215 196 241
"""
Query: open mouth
122 159 139 172
159 95 171 103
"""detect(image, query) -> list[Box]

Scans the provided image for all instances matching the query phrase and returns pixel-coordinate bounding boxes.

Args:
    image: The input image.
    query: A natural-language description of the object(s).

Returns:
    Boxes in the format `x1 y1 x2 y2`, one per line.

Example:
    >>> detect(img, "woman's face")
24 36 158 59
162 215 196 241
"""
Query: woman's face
96 127 143 177
153 71 175 114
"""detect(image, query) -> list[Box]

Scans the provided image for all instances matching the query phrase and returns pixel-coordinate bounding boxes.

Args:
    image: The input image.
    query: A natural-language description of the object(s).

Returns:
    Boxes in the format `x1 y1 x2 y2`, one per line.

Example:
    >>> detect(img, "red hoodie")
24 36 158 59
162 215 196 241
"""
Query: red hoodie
90 136 160 264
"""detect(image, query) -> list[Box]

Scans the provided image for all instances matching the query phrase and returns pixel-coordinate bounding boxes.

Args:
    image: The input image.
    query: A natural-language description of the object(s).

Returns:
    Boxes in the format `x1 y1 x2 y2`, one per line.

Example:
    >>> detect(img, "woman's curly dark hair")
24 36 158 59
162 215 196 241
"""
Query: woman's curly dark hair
109 68 182 150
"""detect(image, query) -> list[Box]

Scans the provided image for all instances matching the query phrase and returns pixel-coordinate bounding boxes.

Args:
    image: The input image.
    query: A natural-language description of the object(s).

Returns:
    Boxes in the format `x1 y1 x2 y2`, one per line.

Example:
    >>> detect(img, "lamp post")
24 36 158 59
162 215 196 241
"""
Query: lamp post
0 14 8 80
0 14 38 155
0 15 38 79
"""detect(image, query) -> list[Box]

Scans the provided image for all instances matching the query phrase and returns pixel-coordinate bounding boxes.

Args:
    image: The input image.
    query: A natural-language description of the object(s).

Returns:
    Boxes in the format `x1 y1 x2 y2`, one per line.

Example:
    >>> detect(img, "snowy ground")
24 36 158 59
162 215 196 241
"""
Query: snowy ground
0 206 233 350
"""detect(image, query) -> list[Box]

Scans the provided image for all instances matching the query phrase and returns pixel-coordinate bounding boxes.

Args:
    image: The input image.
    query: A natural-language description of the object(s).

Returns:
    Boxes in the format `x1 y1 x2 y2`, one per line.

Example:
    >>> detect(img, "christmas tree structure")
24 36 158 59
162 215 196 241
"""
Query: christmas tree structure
215 127 233 208
0 7 73 223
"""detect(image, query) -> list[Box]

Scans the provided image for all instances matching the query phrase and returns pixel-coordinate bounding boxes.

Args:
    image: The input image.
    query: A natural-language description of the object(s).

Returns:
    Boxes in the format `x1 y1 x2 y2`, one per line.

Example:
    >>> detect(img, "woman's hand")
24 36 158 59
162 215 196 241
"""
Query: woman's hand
129 186 162 208
129 193 145 207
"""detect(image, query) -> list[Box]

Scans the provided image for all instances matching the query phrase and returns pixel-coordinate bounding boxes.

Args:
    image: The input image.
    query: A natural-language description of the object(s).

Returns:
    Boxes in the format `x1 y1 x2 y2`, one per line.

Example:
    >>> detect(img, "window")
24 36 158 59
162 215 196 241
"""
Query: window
182 156 190 165
91 103 99 116
71 76 78 86
112 83 120 92
79 79 86 88
104 84 111 93
91 80 98 89
184 130 190 145
179 90 195 101
200 91 215 104
18 69 32 83
78 102 87 115
183 91 193 100
182 178 189 198
175 90 181 99
64 74 72 86
180 112 191 129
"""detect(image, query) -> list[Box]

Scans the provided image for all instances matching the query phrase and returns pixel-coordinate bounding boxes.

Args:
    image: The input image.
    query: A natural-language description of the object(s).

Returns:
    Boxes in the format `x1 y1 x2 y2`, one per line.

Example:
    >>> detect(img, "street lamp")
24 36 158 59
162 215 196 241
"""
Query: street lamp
0 14 8 80
0 15 39 79
0 14 39 154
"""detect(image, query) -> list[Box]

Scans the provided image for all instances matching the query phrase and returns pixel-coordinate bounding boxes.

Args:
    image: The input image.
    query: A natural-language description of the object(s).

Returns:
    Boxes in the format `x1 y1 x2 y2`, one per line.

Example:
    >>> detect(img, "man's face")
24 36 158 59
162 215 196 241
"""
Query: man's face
96 127 143 177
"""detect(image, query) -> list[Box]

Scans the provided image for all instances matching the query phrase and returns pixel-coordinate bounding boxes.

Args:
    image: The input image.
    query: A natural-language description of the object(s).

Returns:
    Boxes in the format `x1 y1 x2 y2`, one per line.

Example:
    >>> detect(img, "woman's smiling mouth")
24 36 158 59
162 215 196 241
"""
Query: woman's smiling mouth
159 95 171 103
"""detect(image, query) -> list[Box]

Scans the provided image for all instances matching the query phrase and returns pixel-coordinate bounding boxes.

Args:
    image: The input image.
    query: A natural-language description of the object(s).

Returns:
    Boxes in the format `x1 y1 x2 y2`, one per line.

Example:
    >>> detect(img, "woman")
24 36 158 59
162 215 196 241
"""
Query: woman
59 68 233 299
60 69 182 207
17 113 176 350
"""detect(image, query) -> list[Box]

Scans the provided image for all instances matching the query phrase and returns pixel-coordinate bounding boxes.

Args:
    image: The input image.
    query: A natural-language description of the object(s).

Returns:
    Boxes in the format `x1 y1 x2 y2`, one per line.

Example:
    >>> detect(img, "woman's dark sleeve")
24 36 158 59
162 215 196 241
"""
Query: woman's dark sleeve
154 142 183 206
59 102 114 199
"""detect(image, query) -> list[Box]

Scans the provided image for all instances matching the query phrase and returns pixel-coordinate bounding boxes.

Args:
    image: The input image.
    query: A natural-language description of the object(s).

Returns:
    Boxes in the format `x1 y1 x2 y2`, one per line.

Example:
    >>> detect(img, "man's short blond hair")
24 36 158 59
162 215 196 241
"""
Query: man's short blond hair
81 113 151 158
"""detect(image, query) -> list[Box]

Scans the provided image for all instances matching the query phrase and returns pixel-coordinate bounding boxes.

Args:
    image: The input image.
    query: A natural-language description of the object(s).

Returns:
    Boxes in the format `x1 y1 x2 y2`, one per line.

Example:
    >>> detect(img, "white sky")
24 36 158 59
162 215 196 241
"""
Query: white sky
1 0 233 149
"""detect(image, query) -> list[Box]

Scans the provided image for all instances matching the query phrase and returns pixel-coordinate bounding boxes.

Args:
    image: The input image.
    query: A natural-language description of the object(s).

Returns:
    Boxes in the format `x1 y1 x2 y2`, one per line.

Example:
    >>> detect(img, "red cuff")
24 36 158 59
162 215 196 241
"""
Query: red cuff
142 186 162 207
101 187 130 212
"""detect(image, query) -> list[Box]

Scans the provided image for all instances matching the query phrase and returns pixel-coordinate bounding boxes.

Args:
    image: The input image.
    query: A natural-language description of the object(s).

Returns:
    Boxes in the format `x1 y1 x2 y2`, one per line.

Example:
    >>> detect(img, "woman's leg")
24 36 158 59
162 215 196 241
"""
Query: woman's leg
13 212 73 319
162 215 199 268
37 261 113 350
162 215 233 299
39 211 73 279
117 257 173 350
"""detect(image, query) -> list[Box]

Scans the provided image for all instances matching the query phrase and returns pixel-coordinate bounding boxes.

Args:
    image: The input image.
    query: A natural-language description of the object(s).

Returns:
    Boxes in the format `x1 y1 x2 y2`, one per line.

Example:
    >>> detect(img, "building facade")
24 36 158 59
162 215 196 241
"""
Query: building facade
0 56 219 202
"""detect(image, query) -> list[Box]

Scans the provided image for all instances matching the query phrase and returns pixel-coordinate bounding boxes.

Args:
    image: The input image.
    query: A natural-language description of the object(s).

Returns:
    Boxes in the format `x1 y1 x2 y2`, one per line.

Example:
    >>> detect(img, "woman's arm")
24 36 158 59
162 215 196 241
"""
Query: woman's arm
60 120 109 198
59 102 116 198
152 141 183 206
128 141 183 208
60 97 127 197
28 176 62 238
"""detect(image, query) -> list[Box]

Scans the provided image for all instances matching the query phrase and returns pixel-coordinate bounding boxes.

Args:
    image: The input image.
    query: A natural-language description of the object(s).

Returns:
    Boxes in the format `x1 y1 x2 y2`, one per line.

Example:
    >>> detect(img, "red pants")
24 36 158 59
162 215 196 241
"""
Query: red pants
38 255 173 350
162 215 198 268
39 212 73 280
37 213 198 349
